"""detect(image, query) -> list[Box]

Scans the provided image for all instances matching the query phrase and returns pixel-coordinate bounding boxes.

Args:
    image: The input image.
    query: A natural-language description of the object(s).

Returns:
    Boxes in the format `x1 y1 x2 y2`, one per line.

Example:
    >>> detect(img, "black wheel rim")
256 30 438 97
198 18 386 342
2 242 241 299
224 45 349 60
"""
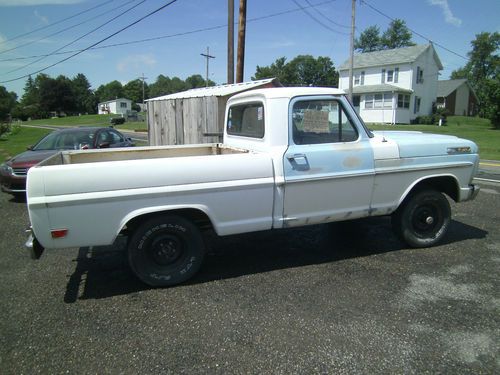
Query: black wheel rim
411 203 443 238
149 234 184 266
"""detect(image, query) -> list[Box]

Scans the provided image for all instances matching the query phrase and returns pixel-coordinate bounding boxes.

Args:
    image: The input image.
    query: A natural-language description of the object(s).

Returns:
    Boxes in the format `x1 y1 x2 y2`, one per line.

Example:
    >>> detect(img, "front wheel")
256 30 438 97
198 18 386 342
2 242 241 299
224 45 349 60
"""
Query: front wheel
128 215 205 287
392 189 451 248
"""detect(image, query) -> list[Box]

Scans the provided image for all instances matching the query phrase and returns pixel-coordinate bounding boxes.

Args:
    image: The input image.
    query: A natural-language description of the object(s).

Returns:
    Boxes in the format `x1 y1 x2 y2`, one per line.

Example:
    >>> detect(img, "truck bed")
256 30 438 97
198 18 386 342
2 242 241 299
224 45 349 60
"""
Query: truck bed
38 143 248 166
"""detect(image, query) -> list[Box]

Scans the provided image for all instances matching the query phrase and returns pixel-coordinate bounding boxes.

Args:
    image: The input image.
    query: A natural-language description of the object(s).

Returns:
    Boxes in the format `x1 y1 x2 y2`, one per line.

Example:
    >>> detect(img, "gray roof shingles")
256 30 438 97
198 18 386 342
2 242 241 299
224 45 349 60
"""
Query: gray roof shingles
437 79 467 97
339 44 442 70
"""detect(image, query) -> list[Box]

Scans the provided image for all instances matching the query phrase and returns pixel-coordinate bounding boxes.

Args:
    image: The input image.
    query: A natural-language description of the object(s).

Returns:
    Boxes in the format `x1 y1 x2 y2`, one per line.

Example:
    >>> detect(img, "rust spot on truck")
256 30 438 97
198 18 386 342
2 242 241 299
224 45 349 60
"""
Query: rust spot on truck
343 157 362 168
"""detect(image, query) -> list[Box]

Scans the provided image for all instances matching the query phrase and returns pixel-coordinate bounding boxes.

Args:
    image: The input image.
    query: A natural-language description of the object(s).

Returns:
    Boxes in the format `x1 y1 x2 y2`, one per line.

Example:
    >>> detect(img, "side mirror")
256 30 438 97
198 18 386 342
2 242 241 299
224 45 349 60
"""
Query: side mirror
26 145 33 150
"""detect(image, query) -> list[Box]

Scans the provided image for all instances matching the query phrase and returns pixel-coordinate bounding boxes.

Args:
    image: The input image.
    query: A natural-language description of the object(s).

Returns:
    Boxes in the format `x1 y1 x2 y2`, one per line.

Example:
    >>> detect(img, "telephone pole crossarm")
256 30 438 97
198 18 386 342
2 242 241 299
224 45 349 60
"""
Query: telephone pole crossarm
201 47 215 87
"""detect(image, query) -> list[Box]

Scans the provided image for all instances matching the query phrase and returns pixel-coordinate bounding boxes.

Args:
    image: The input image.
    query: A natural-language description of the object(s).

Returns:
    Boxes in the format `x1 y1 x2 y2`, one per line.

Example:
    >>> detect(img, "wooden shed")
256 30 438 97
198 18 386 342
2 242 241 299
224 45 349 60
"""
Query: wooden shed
146 78 281 146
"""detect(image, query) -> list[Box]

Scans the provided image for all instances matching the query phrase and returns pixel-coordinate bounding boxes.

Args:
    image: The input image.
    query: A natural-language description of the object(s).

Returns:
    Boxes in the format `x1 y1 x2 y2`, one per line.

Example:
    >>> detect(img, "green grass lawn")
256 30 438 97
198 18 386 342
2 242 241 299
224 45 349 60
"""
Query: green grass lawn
23 114 148 131
0 126 52 162
369 116 499 160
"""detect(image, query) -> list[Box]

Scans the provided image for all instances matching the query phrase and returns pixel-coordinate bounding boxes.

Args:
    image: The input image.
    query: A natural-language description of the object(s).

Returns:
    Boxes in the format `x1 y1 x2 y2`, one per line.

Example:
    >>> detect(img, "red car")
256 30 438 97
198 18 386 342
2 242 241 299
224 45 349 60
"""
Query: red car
1 127 134 198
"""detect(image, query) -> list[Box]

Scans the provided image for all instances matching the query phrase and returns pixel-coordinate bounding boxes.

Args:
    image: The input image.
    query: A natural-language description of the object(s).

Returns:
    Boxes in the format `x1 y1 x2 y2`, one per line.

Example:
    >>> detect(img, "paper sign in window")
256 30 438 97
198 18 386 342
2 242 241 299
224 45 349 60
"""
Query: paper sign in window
302 110 329 132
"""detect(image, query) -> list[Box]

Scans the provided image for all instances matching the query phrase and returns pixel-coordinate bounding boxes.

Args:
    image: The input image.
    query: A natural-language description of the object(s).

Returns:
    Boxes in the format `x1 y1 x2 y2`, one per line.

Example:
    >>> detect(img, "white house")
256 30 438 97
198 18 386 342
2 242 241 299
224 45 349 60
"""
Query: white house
338 44 443 124
98 98 132 115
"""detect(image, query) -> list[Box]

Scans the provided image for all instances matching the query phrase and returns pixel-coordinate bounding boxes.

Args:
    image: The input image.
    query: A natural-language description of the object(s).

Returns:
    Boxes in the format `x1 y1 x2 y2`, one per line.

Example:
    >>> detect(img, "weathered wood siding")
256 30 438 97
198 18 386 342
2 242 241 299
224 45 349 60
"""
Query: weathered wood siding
148 96 222 146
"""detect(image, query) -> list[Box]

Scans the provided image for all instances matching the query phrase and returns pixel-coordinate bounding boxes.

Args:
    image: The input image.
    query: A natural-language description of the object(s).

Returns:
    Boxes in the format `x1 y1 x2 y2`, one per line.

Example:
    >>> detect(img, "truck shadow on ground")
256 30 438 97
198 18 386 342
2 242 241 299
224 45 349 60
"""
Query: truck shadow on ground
64 217 488 303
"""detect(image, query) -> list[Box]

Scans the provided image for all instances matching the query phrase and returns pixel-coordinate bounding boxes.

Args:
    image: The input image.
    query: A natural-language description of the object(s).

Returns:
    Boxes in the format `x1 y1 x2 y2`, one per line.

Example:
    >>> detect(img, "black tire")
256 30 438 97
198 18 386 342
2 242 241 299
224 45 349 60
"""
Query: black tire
128 215 205 287
392 189 451 248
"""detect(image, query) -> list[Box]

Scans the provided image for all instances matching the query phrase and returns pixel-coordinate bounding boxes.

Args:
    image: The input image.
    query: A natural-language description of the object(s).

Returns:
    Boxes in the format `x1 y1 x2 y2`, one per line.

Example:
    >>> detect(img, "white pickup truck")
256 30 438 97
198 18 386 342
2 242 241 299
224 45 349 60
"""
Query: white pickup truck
26 87 480 286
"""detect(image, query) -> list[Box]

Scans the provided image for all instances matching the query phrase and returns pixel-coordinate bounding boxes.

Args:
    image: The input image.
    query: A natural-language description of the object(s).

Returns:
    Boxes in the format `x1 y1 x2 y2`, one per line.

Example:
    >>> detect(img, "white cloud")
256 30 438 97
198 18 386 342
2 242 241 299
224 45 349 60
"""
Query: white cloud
34 10 49 25
117 54 157 73
429 0 462 27
0 0 82 6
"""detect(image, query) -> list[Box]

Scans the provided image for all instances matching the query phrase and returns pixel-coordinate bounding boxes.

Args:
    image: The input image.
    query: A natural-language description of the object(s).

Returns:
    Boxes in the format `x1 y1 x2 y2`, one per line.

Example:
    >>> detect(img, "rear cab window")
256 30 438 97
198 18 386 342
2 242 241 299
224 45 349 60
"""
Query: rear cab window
227 102 265 138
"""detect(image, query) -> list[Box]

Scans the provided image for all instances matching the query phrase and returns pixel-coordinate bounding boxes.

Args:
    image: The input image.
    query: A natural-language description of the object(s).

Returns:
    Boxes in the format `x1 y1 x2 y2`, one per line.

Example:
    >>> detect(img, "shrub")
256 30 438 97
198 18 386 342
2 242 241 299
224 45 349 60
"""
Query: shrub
0 122 11 138
110 117 125 125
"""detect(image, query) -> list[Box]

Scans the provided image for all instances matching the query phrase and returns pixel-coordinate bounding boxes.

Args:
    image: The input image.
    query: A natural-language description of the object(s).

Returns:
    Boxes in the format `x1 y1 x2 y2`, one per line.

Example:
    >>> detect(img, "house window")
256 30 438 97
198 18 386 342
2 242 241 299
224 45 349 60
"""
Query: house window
227 102 265 138
381 69 386 83
394 68 399 83
354 74 360 85
120 102 127 108
414 96 421 114
387 70 394 82
397 94 410 109
365 93 393 109
365 94 373 109
383 93 393 108
352 95 360 107
361 71 365 85
416 67 424 83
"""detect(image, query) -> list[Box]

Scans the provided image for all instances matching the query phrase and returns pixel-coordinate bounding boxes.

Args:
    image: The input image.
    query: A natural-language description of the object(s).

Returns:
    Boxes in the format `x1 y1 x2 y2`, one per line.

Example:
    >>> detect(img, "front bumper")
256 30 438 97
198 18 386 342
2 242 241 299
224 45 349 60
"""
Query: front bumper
25 229 45 260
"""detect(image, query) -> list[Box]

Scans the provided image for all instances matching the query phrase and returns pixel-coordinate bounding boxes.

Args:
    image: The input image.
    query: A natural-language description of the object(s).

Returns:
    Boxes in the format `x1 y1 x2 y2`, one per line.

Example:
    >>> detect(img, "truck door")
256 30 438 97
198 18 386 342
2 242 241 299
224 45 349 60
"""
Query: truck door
282 96 375 227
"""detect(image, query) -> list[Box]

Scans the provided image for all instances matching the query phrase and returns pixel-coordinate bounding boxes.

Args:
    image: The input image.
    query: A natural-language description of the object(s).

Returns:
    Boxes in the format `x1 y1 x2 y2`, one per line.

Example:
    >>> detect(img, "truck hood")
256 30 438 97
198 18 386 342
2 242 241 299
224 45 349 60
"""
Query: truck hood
372 131 478 158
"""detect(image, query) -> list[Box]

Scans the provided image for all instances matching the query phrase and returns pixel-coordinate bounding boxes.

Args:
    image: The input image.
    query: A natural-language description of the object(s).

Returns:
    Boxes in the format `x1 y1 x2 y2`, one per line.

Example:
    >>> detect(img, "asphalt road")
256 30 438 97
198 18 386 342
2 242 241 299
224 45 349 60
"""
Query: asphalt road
1 182 499 374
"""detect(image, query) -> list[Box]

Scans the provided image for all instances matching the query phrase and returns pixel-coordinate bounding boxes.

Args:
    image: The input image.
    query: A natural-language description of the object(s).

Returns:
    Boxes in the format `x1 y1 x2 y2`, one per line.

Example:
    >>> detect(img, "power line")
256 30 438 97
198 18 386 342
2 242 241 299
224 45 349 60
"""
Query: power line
360 0 468 61
304 0 351 29
291 0 350 35
0 0 116 45
0 0 179 84
0 0 139 56
3 0 146 76
0 0 338 64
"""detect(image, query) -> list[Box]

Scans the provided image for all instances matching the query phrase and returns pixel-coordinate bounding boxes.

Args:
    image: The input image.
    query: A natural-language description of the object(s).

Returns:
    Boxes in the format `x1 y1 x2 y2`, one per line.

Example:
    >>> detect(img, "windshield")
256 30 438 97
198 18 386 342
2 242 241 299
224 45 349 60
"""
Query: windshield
33 130 95 151
344 95 374 138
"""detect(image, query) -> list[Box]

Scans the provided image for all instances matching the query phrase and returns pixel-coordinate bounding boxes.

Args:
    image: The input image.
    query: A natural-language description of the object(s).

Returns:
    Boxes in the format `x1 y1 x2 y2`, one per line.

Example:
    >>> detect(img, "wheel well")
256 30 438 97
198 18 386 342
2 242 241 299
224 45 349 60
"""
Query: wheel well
123 209 214 235
408 176 459 202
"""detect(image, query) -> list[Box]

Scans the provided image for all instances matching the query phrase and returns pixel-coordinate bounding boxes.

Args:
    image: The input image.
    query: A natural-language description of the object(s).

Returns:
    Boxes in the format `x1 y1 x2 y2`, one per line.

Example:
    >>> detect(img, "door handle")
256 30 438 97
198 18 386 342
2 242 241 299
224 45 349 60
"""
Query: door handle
287 153 310 171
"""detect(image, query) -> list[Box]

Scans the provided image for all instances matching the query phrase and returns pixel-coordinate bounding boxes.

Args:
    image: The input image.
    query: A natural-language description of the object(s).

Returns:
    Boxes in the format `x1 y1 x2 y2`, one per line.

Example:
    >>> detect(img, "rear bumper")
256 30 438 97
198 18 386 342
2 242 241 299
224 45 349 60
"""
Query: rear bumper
459 184 480 202
25 230 45 260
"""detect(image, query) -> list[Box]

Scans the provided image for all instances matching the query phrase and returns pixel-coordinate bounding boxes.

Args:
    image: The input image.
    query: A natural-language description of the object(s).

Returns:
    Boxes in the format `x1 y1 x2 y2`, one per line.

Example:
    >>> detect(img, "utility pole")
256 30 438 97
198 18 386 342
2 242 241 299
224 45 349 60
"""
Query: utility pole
140 73 147 111
227 0 234 84
200 47 215 87
348 0 356 101
236 0 247 83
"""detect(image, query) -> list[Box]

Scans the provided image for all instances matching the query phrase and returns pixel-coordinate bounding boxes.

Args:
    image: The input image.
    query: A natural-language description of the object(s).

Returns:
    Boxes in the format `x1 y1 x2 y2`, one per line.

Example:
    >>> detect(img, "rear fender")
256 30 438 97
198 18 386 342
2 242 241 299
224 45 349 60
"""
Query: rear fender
118 204 217 236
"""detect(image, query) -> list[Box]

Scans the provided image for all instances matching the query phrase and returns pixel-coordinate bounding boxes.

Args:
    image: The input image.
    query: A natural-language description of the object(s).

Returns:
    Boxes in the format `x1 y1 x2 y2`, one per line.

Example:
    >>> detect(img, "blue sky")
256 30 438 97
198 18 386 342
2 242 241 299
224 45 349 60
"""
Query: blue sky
0 0 498 98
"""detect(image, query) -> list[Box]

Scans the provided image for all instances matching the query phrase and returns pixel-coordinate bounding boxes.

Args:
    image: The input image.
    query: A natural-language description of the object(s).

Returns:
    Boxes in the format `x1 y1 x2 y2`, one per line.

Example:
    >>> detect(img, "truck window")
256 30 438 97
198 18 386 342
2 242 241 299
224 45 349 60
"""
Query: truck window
227 102 264 138
292 99 358 145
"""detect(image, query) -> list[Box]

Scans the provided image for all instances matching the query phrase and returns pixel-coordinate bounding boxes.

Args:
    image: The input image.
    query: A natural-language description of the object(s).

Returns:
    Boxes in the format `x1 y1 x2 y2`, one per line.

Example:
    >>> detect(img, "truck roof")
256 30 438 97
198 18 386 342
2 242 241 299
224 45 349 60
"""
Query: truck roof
230 86 346 101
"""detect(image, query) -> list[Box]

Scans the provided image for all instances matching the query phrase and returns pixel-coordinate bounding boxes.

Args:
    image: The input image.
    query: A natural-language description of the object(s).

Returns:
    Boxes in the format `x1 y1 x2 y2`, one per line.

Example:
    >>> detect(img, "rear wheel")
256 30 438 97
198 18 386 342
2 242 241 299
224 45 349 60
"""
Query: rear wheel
128 215 205 287
392 189 451 248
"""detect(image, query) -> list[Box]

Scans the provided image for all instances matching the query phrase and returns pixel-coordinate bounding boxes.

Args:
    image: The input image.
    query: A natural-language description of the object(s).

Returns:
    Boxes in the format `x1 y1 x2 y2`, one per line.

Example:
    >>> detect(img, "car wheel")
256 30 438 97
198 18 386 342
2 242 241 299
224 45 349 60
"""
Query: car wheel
392 189 451 248
128 215 205 287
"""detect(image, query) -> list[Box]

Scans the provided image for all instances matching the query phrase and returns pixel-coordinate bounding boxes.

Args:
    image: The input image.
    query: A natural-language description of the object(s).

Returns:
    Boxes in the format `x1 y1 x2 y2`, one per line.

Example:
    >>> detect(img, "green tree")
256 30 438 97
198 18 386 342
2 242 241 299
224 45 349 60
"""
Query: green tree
185 74 214 89
380 19 415 50
148 75 171 97
95 80 124 103
148 75 190 98
452 32 500 128
72 73 96 114
0 85 17 122
252 55 338 87
354 25 382 52
20 75 38 107
38 75 75 114
253 57 288 83
123 79 148 104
